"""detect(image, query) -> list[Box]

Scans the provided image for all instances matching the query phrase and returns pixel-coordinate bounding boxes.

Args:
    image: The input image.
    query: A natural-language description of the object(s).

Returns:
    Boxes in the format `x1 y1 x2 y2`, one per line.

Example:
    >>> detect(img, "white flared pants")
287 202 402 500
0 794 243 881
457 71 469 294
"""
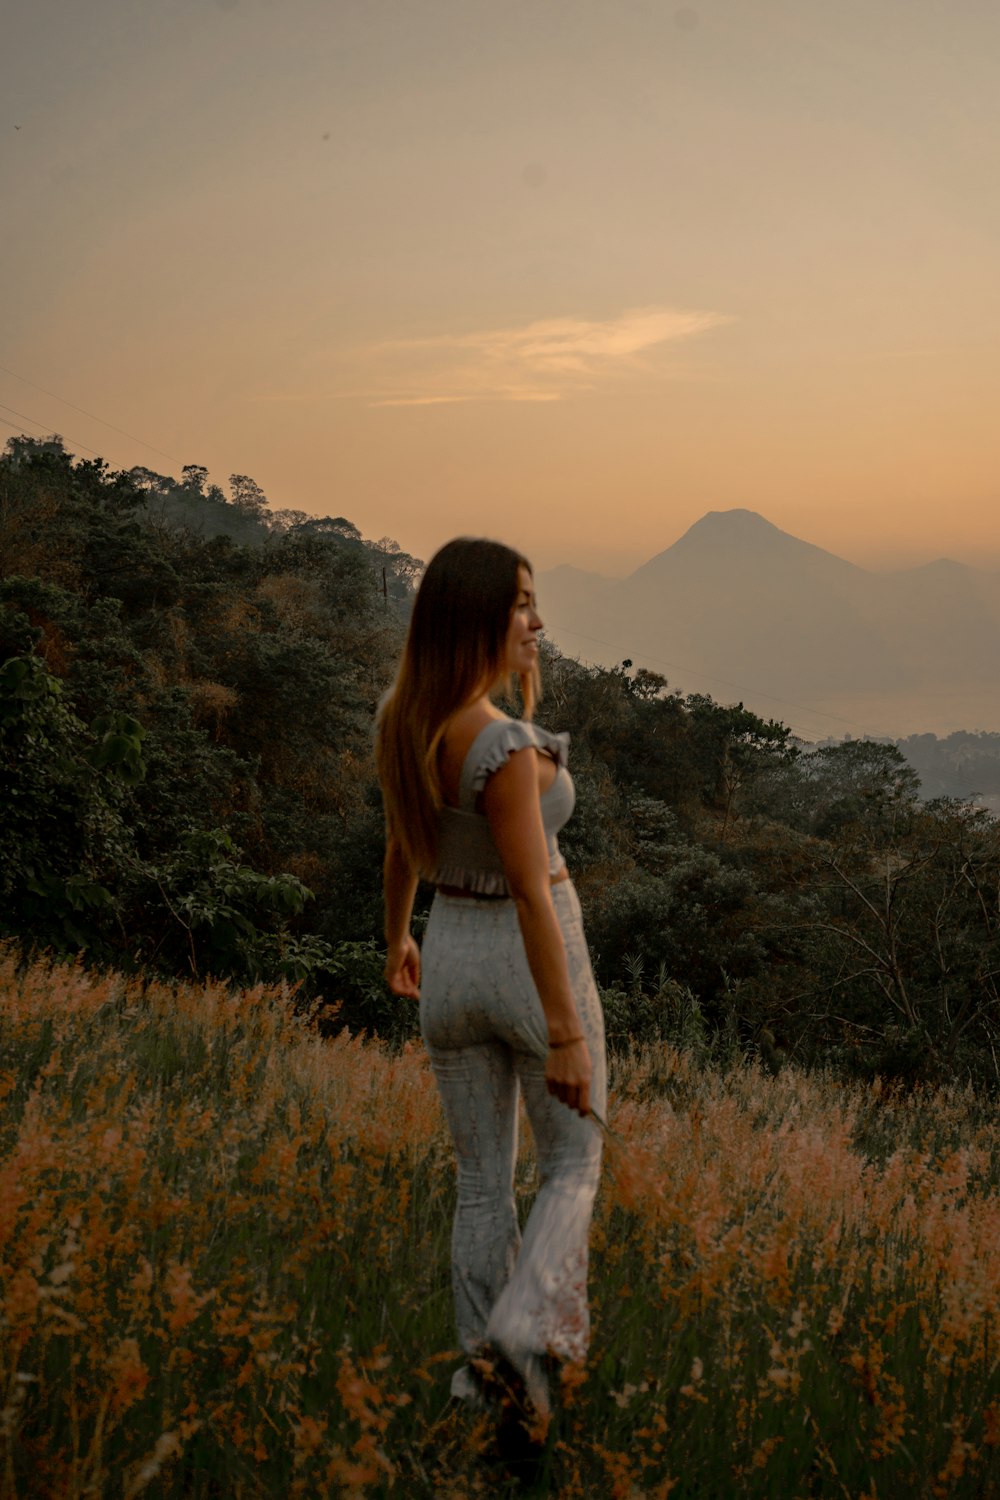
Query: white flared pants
420 880 607 1403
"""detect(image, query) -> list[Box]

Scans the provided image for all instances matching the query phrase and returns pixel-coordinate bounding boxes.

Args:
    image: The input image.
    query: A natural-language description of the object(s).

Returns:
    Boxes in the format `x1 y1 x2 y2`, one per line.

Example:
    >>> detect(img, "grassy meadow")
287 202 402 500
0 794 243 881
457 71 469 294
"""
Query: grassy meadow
2 950 1000 1498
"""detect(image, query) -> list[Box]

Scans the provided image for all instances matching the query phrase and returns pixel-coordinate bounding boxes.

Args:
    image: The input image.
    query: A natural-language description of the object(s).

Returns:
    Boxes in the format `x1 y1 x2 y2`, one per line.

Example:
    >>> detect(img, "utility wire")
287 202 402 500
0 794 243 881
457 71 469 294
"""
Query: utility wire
0 362 179 465
0 401 102 459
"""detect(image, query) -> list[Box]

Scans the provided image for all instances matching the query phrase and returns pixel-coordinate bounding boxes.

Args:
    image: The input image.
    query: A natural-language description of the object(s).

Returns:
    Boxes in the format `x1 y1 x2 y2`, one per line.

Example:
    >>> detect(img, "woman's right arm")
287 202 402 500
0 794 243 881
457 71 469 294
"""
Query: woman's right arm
482 748 592 1116
383 835 421 1000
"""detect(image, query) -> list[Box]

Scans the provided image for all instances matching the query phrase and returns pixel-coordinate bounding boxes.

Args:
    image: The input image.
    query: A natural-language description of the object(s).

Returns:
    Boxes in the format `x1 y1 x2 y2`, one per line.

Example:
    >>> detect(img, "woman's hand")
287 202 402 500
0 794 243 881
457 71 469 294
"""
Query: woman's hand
545 1036 592 1117
383 837 420 999
385 936 421 1000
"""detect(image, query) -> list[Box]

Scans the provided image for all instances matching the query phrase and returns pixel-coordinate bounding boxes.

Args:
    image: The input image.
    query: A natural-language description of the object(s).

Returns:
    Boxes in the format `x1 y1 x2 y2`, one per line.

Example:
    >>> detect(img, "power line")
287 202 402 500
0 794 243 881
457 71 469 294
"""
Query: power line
0 363 179 465
0 401 102 459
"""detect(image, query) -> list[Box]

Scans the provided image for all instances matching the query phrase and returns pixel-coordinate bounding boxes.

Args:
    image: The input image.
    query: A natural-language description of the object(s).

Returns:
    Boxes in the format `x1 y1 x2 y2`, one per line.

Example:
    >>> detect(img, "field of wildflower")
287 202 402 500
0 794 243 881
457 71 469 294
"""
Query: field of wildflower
2 948 1000 1498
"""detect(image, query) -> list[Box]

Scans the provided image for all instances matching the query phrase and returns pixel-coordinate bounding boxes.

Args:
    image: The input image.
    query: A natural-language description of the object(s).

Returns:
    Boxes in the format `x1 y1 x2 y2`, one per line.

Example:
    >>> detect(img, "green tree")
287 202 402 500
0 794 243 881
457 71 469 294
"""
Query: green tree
685 695 798 835
803 798 1000 1083
0 655 142 956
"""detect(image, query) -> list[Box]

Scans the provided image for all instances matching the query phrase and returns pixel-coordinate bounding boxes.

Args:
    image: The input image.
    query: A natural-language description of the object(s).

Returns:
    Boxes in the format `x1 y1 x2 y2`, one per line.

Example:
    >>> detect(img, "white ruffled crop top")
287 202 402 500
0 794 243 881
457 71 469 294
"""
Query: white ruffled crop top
430 717 575 896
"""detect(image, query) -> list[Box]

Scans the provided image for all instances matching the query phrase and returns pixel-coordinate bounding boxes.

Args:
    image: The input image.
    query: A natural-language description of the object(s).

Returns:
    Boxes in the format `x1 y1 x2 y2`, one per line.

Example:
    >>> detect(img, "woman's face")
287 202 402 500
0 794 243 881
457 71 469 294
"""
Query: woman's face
504 565 543 675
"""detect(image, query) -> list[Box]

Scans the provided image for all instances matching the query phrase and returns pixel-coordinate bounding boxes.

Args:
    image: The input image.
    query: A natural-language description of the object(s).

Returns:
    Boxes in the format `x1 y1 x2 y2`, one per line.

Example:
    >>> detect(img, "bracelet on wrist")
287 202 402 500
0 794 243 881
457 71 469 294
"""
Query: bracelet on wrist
548 1034 584 1050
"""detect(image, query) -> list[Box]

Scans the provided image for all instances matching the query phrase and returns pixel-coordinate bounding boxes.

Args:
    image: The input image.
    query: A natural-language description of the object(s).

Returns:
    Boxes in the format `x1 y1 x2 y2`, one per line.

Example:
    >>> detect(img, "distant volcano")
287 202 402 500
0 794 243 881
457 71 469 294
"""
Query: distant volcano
537 510 1000 739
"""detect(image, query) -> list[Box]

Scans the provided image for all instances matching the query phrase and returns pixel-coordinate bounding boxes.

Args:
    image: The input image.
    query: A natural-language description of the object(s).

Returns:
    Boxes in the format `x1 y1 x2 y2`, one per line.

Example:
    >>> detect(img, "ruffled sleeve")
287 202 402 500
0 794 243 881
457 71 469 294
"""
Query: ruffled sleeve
462 719 570 808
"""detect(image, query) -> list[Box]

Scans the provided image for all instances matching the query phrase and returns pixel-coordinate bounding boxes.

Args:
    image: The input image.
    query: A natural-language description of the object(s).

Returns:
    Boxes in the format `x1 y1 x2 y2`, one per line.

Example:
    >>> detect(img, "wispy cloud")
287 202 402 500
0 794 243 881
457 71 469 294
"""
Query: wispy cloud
371 390 561 408
353 305 730 407
370 394 477 408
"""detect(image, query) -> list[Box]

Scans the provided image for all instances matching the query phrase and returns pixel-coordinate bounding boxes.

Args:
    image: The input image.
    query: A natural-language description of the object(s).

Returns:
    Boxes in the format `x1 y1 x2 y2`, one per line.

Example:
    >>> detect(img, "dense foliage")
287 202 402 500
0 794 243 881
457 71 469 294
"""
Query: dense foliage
4 436 1000 1086
0 439 411 1013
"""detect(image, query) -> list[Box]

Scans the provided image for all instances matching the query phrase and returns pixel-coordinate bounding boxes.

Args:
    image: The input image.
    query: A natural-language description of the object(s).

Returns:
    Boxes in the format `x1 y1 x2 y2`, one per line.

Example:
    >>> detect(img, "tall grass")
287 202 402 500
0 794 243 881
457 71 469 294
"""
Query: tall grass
2 949 999 1497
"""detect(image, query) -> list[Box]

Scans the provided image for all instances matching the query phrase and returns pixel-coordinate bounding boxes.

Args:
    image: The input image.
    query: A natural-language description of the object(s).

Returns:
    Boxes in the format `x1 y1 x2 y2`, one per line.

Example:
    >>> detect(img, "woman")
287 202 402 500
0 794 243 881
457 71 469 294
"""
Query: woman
377 537 606 1424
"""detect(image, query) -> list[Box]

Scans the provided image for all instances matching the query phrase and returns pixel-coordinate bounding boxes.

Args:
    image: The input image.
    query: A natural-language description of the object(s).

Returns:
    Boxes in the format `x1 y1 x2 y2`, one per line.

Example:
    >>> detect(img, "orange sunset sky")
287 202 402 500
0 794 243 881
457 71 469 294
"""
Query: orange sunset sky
2 0 998 578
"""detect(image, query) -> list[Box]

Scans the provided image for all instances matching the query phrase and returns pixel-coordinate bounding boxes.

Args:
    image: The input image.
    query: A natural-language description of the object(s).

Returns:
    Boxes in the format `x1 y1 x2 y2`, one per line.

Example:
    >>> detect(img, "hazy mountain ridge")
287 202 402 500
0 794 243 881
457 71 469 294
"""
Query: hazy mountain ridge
538 510 1000 738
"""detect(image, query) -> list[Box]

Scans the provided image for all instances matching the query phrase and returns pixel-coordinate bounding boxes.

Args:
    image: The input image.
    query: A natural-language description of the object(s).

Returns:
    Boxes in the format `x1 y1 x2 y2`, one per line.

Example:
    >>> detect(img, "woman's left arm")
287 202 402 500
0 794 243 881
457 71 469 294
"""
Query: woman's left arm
384 836 421 999
484 749 592 1115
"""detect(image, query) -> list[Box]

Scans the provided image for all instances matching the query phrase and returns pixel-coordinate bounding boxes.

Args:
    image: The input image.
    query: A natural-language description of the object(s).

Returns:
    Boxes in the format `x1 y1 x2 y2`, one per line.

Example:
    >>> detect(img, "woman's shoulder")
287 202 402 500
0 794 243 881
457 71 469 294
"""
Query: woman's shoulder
474 715 567 752
465 717 570 798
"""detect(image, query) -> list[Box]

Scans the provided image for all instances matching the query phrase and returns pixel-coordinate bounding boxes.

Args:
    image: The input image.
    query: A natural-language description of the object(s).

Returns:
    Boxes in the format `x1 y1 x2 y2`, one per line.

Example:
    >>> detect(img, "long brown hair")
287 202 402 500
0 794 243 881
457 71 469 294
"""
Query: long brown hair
376 537 541 873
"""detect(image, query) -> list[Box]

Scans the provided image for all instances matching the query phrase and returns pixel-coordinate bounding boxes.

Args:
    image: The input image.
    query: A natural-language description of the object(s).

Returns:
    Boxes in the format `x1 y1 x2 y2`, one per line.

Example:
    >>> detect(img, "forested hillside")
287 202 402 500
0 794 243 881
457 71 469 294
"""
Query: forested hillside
0 438 415 1012
4 437 1000 1088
